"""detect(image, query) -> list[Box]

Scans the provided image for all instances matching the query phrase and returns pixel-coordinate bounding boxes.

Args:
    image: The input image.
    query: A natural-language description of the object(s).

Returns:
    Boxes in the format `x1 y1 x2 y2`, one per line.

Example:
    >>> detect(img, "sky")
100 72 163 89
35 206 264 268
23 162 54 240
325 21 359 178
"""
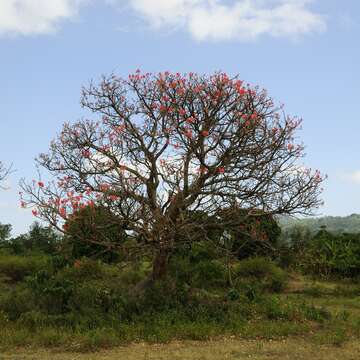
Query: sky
0 0 359 236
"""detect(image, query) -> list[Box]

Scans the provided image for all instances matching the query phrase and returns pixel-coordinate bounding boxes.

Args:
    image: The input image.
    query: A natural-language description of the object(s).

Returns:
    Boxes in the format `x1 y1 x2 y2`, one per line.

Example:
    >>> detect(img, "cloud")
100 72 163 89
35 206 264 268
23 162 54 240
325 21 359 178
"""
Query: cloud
344 171 360 185
126 0 326 41
338 170 360 185
0 0 326 41
0 0 86 36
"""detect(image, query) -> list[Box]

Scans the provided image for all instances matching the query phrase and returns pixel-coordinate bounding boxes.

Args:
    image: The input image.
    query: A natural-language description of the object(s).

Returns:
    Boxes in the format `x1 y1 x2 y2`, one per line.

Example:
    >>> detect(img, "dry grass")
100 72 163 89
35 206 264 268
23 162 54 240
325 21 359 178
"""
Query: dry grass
1 338 360 360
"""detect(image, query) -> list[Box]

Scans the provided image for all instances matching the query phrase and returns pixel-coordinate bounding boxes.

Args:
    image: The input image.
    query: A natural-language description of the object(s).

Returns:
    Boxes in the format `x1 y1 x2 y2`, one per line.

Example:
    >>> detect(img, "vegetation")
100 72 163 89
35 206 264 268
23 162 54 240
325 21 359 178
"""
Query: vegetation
0 219 360 354
280 213 360 234
0 72 356 357
21 70 324 281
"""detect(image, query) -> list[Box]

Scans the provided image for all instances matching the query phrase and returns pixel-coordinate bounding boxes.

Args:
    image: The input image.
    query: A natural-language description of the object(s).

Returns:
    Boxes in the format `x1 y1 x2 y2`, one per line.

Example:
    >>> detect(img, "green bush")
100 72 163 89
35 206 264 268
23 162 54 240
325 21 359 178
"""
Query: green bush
233 257 288 293
301 230 360 278
0 252 48 282
169 243 227 288
63 205 126 263
0 286 35 321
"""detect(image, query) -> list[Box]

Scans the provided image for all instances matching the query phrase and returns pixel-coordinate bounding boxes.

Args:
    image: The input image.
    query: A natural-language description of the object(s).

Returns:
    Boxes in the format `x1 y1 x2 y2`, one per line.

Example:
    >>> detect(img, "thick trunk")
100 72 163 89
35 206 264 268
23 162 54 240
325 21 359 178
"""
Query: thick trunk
152 249 169 280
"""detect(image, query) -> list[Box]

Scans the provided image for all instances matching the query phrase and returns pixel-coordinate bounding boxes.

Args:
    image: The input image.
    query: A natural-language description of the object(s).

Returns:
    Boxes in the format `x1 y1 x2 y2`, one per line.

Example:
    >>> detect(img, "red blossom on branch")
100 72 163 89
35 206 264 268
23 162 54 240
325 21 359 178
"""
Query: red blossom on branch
20 70 325 280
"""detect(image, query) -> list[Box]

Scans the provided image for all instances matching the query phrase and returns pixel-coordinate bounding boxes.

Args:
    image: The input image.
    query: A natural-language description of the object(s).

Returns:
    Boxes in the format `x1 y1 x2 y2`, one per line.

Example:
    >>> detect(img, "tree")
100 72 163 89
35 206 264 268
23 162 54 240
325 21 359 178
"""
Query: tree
6 222 60 254
63 205 127 262
0 223 12 243
217 208 281 259
21 70 324 280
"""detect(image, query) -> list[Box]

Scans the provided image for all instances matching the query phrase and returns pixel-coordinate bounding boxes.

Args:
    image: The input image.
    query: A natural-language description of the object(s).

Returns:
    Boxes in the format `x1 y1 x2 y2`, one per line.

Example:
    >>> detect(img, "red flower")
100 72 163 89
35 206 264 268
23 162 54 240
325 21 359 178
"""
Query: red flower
38 181 44 188
238 88 247 96
184 130 193 139
32 209 38 216
59 207 67 218
186 117 195 124
198 166 207 174
201 130 209 137
159 105 168 113
109 194 120 201
100 183 110 191
82 149 91 158
217 167 225 174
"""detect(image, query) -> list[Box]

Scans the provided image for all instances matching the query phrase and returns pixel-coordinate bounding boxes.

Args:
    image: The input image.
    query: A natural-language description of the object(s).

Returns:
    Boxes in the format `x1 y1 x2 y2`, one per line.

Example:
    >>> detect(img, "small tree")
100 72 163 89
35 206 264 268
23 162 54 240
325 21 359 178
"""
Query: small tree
63 205 127 262
21 71 324 279
6 222 60 254
0 223 12 243
217 208 281 259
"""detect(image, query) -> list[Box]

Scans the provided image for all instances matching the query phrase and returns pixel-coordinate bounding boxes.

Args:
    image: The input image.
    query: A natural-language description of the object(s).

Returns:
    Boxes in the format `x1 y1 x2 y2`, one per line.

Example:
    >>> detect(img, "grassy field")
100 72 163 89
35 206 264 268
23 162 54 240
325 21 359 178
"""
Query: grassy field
1 338 360 360
1 275 360 359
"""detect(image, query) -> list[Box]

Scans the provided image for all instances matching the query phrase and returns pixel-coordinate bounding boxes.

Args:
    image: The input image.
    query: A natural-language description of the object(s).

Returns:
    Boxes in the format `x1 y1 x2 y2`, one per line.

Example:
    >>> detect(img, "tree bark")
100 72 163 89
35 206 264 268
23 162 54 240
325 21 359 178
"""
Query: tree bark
152 249 169 280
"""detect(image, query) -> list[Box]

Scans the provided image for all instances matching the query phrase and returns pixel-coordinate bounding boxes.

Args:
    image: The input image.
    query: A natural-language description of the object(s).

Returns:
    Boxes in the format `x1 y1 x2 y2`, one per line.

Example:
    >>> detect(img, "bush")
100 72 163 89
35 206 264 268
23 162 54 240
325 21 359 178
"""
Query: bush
0 286 35 321
233 257 288 293
0 251 48 282
63 205 127 263
169 242 227 288
301 230 360 278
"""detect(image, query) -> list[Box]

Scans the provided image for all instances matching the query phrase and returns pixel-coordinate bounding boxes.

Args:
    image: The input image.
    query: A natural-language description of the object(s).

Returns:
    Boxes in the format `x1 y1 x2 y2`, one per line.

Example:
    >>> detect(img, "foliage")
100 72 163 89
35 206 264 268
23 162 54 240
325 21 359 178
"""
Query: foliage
280 213 360 234
277 225 312 268
301 230 360 278
218 208 281 259
21 70 324 279
233 257 288 293
63 205 127 263
0 223 11 243
0 251 48 282
4 222 61 255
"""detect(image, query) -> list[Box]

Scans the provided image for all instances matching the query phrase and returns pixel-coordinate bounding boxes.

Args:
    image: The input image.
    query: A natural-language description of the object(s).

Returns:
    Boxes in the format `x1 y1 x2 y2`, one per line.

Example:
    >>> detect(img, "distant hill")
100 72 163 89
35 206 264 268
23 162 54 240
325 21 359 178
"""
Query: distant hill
278 214 360 234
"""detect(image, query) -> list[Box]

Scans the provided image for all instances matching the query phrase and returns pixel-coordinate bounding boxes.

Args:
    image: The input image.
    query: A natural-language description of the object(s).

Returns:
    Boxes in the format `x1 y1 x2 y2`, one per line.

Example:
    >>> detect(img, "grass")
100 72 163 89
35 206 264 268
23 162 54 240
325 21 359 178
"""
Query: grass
2 338 360 360
1 264 360 358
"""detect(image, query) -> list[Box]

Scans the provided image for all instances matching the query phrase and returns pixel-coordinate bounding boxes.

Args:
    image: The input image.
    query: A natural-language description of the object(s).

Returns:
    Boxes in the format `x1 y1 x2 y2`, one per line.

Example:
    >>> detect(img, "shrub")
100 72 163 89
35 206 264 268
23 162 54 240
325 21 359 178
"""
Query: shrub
0 252 48 282
233 257 288 293
63 205 126 263
301 230 360 278
0 287 35 320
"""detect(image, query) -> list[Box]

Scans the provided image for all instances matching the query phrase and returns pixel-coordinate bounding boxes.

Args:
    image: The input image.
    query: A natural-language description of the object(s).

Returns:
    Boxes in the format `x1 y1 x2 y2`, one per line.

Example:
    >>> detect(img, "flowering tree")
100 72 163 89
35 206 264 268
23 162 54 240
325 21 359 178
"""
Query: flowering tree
21 71 324 279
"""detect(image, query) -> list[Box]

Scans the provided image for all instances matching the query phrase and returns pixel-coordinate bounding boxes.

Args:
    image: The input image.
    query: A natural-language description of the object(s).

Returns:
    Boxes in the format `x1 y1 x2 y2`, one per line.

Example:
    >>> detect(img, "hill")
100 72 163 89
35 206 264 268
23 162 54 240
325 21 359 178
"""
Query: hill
278 214 360 234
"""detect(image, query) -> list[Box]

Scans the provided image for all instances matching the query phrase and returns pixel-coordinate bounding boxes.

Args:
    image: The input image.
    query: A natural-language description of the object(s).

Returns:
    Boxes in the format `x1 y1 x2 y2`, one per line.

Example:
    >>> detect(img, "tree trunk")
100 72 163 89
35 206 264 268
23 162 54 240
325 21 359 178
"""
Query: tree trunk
152 249 169 280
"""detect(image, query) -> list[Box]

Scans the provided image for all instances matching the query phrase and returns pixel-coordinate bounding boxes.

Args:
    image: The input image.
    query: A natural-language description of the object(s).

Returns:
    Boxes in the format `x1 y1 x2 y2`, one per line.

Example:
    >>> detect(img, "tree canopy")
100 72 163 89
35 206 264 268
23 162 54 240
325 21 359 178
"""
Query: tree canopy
21 70 324 279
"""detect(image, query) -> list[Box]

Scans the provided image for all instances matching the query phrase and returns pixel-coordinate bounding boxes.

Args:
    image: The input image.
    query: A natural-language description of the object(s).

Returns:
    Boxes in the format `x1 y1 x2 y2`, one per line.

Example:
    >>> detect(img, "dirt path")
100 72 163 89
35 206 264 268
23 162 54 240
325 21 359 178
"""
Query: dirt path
1 338 359 360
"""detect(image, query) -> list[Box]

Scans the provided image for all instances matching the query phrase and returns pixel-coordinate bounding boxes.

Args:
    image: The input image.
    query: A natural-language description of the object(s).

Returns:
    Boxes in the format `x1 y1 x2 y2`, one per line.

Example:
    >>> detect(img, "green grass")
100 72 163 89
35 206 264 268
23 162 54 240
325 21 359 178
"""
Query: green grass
1 257 360 355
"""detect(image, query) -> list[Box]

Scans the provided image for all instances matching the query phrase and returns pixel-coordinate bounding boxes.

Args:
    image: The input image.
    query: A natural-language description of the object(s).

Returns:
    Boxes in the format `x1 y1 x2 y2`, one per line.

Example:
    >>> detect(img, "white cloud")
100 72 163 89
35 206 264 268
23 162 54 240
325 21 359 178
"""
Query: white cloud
0 0 326 40
338 170 360 185
343 171 360 185
0 0 86 36
126 0 326 41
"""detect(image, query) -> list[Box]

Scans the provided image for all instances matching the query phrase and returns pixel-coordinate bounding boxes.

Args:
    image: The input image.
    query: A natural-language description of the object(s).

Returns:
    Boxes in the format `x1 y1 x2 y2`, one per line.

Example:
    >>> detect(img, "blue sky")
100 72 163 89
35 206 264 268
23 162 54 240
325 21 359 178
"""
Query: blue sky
0 0 359 235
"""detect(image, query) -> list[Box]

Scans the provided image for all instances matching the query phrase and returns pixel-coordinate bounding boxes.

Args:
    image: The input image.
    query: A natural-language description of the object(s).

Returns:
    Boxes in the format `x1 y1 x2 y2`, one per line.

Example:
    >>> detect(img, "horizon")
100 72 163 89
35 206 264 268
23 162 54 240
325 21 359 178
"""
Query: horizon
0 0 359 236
